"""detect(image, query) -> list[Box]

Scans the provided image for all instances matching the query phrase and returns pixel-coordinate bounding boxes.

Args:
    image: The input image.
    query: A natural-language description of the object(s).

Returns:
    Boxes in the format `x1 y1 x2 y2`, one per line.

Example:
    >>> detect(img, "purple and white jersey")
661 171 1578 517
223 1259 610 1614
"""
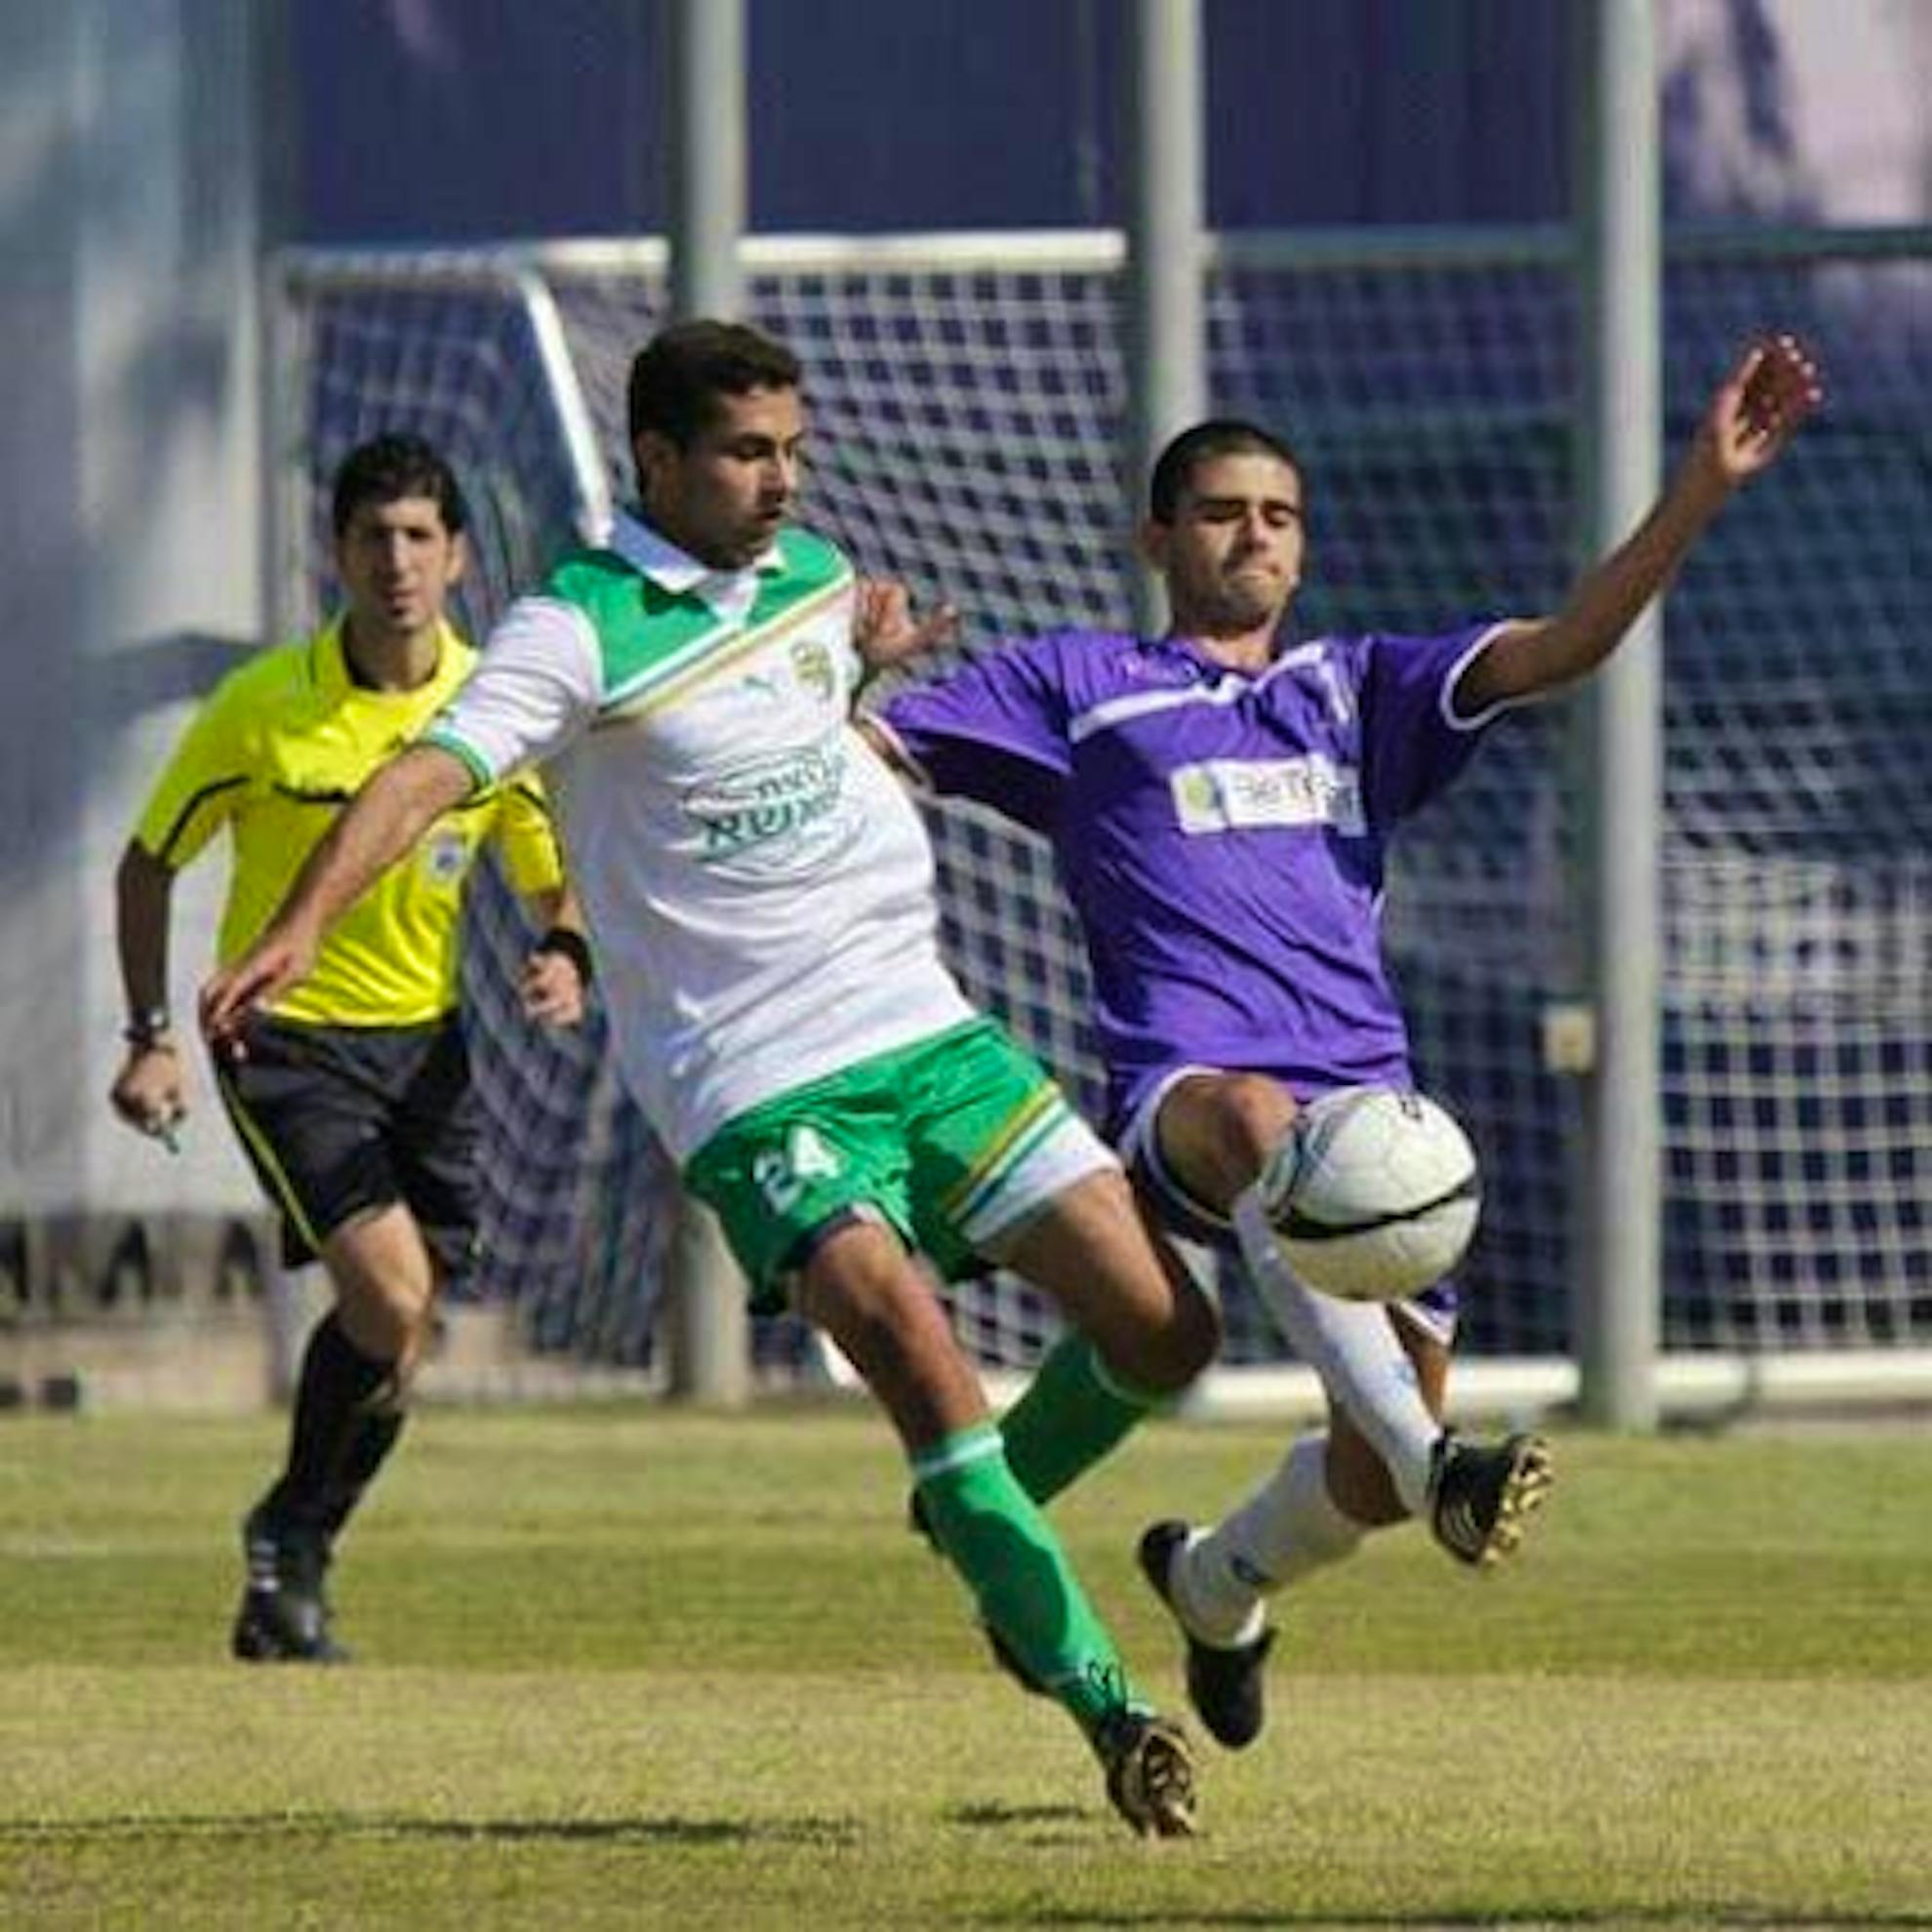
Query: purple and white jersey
879 623 1515 1134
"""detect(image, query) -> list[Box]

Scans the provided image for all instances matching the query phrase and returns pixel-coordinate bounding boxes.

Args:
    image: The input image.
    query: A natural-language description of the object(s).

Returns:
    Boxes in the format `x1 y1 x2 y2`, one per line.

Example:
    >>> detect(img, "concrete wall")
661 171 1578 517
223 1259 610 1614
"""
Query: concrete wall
0 0 265 1254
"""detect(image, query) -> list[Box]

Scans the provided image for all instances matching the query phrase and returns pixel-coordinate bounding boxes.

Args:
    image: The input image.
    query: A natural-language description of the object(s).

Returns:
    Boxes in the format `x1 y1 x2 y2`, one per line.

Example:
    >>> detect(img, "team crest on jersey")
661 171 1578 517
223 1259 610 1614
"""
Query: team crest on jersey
422 827 468 885
790 638 837 704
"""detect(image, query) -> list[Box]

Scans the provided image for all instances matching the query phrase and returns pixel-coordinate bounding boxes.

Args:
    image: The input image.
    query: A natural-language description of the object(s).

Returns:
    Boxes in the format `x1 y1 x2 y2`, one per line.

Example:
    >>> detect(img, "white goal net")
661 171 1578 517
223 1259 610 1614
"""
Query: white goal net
264 227 1932 1408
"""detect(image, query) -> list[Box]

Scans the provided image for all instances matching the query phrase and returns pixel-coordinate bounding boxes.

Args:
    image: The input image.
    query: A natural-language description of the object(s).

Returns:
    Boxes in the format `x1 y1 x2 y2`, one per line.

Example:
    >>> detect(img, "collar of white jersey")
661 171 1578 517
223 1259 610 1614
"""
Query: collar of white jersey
610 505 785 602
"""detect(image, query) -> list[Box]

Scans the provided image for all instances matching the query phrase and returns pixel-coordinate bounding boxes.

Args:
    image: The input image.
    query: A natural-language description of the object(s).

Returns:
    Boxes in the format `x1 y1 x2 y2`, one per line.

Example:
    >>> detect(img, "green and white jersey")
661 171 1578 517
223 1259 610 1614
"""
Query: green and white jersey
423 509 975 1160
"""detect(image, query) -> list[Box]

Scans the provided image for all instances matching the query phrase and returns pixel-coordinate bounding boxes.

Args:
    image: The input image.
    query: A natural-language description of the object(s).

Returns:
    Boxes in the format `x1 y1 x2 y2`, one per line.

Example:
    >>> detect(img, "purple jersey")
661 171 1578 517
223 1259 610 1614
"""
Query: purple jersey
880 624 1510 1133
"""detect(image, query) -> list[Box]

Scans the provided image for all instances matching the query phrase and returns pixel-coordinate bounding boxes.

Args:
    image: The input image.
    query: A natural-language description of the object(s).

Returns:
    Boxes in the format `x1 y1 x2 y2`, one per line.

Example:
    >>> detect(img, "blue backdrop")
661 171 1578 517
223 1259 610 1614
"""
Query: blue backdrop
294 0 1597 241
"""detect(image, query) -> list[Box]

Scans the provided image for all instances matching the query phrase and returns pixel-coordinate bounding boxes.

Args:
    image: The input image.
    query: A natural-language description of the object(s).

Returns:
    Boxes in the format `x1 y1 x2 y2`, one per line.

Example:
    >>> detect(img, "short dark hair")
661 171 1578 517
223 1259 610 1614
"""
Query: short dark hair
626 319 803 450
1147 419 1302 524
330 433 468 539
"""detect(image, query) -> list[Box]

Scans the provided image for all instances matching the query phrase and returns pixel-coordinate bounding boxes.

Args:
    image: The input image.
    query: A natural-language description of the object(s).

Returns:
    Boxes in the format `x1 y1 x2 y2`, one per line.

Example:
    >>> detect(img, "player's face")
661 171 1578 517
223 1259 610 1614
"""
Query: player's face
335 495 465 648
635 384 805 570
1145 452 1305 639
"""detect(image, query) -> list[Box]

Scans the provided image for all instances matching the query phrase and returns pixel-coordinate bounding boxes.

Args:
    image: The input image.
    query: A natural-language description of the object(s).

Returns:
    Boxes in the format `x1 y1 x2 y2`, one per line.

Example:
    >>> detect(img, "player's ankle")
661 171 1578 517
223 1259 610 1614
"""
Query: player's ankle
1172 1532 1268 1647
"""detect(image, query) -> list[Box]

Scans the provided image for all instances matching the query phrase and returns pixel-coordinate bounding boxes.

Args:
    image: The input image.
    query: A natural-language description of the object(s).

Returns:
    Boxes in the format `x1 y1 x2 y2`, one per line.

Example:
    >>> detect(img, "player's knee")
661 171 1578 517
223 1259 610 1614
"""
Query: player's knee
1215 1072 1298 1181
1159 1071 1298 1209
331 1273 434 1365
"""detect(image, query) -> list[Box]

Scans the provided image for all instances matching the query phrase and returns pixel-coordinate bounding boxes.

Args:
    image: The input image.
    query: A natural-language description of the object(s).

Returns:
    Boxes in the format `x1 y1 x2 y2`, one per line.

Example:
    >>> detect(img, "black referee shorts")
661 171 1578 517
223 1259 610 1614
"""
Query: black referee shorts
214 1013 480 1280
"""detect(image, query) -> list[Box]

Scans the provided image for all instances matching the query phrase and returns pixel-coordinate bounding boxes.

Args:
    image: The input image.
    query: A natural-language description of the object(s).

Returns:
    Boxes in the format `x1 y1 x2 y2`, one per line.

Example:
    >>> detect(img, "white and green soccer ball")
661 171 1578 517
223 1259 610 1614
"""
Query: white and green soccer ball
1268 1085 1481 1303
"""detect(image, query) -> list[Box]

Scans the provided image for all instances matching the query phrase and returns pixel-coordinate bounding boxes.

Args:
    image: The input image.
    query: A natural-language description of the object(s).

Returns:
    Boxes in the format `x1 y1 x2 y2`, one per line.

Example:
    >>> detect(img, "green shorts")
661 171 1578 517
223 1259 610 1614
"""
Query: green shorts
683 1018 1115 1312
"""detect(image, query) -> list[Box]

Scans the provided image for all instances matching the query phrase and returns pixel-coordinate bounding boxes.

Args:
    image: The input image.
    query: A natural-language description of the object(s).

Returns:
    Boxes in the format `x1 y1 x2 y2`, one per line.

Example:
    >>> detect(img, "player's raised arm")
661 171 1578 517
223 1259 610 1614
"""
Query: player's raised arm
1458 333 1823 713
199 743 472 1043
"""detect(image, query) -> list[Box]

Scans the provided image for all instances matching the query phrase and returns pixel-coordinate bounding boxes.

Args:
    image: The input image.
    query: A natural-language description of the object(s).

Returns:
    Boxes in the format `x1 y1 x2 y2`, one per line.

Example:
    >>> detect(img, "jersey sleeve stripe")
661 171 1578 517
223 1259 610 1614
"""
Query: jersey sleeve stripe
418 727 496 792
141 775 249 866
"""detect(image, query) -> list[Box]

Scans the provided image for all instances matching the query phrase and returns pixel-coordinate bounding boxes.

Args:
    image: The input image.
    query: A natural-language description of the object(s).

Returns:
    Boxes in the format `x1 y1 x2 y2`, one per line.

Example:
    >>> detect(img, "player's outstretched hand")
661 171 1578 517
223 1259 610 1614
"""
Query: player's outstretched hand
1701 333 1823 488
854 577 959 675
519 946 587 1027
199 926 315 1056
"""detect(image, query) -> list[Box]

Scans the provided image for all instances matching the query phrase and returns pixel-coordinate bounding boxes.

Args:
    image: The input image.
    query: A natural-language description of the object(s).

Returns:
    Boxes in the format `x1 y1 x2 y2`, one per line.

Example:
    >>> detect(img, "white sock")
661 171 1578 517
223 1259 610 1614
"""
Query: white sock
1232 1187 1440 1516
1176 1433 1365 1642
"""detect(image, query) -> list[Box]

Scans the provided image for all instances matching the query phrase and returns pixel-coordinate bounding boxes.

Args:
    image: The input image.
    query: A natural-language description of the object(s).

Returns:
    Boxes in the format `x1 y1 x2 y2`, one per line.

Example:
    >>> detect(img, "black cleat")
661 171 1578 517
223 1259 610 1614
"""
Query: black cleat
231 1509 350 1663
1428 1430 1554 1568
1092 1706 1198 1839
907 1488 1047 1698
1138 1520 1274 1750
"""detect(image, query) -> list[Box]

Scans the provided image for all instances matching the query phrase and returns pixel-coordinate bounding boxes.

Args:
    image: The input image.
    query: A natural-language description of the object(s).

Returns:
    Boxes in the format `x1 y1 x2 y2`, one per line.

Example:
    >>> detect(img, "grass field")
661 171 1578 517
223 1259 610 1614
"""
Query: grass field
3 1400 1930 1928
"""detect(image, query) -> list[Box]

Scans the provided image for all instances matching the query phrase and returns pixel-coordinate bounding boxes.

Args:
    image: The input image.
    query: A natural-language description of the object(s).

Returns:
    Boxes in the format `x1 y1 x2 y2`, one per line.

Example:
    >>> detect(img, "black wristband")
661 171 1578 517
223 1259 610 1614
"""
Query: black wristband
535 926 594 986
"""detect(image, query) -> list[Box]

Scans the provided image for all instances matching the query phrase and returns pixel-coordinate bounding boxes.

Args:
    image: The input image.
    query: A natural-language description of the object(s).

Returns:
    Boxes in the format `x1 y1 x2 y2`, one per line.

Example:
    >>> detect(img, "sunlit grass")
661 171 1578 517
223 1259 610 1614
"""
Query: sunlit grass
4 1404 1930 1926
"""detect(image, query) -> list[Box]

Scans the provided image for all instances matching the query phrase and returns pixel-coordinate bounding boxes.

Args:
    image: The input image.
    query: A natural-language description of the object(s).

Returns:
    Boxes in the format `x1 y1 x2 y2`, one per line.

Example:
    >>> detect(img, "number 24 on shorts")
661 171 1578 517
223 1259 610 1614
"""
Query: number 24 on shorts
752 1124 842 1214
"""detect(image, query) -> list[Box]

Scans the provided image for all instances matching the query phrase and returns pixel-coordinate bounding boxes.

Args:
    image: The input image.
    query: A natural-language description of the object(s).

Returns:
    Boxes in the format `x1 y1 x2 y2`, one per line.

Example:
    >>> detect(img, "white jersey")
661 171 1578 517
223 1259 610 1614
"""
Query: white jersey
424 510 975 1160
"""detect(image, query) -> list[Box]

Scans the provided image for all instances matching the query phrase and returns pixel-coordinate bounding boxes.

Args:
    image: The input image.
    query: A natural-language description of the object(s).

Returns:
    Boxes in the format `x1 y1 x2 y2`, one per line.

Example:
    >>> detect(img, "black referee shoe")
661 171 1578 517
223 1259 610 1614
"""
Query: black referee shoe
1138 1519 1274 1751
231 1509 350 1664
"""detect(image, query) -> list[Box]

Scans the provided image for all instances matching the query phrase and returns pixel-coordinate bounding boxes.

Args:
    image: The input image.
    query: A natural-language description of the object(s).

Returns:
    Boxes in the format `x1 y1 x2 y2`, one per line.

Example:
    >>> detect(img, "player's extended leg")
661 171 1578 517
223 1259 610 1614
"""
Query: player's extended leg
1149 1312 1443 1704
1157 1067 1552 1539
234 1204 438 1664
990 1169 1220 1505
795 1216 1195 1837
1232 1155 1553 1567
1133 1071 1550 1746
1230 1191 1443 1513
1148 1310 1551 1720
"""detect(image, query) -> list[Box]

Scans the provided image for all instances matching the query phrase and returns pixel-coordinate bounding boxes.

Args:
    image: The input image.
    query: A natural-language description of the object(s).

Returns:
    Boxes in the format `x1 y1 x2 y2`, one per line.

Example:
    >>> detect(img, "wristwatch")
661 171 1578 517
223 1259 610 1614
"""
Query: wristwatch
123 1007 175 1051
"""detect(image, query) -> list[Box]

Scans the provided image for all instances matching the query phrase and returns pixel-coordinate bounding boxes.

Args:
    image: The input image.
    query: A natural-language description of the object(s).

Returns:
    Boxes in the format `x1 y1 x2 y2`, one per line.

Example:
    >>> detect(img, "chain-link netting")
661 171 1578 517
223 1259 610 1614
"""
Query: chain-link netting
270 229 1932 1380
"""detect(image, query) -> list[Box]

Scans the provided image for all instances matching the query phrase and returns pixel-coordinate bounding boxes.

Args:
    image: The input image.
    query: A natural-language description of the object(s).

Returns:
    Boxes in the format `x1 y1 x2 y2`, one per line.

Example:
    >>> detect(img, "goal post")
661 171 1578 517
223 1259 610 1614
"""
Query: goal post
262 225 1932 1420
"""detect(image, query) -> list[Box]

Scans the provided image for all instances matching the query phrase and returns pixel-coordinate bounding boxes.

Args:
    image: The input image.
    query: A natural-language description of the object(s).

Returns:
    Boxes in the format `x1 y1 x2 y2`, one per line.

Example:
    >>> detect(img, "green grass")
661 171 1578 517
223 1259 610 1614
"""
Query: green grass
4 1403 1931 1927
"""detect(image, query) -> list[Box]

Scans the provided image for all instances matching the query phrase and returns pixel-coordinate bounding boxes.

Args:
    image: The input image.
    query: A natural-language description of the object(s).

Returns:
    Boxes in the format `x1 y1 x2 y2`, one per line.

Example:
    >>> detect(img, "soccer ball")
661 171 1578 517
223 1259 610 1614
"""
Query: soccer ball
1268 1085 1480 1303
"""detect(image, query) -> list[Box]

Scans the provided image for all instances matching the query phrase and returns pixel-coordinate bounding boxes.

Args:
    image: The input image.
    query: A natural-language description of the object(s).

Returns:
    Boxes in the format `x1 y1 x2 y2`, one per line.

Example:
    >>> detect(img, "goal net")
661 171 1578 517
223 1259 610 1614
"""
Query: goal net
265 228 1932 1406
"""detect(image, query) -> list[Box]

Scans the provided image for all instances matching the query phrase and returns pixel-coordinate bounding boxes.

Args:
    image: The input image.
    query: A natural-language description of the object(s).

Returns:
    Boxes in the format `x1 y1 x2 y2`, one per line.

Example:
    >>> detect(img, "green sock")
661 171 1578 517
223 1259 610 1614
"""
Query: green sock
912 1424 1142 1736
997 1336 1163 1506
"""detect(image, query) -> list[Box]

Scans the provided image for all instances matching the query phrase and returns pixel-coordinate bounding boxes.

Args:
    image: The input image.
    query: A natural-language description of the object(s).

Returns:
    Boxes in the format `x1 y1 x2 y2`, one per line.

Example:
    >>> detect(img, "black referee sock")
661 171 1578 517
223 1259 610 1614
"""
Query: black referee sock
260 1313 399 1539
317 1406 408 1542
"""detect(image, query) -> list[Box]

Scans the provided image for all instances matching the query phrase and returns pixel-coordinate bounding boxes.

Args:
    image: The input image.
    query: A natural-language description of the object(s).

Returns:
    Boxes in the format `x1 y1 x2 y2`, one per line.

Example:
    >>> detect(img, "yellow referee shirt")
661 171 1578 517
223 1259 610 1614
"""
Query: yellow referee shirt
133 617 565 1027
